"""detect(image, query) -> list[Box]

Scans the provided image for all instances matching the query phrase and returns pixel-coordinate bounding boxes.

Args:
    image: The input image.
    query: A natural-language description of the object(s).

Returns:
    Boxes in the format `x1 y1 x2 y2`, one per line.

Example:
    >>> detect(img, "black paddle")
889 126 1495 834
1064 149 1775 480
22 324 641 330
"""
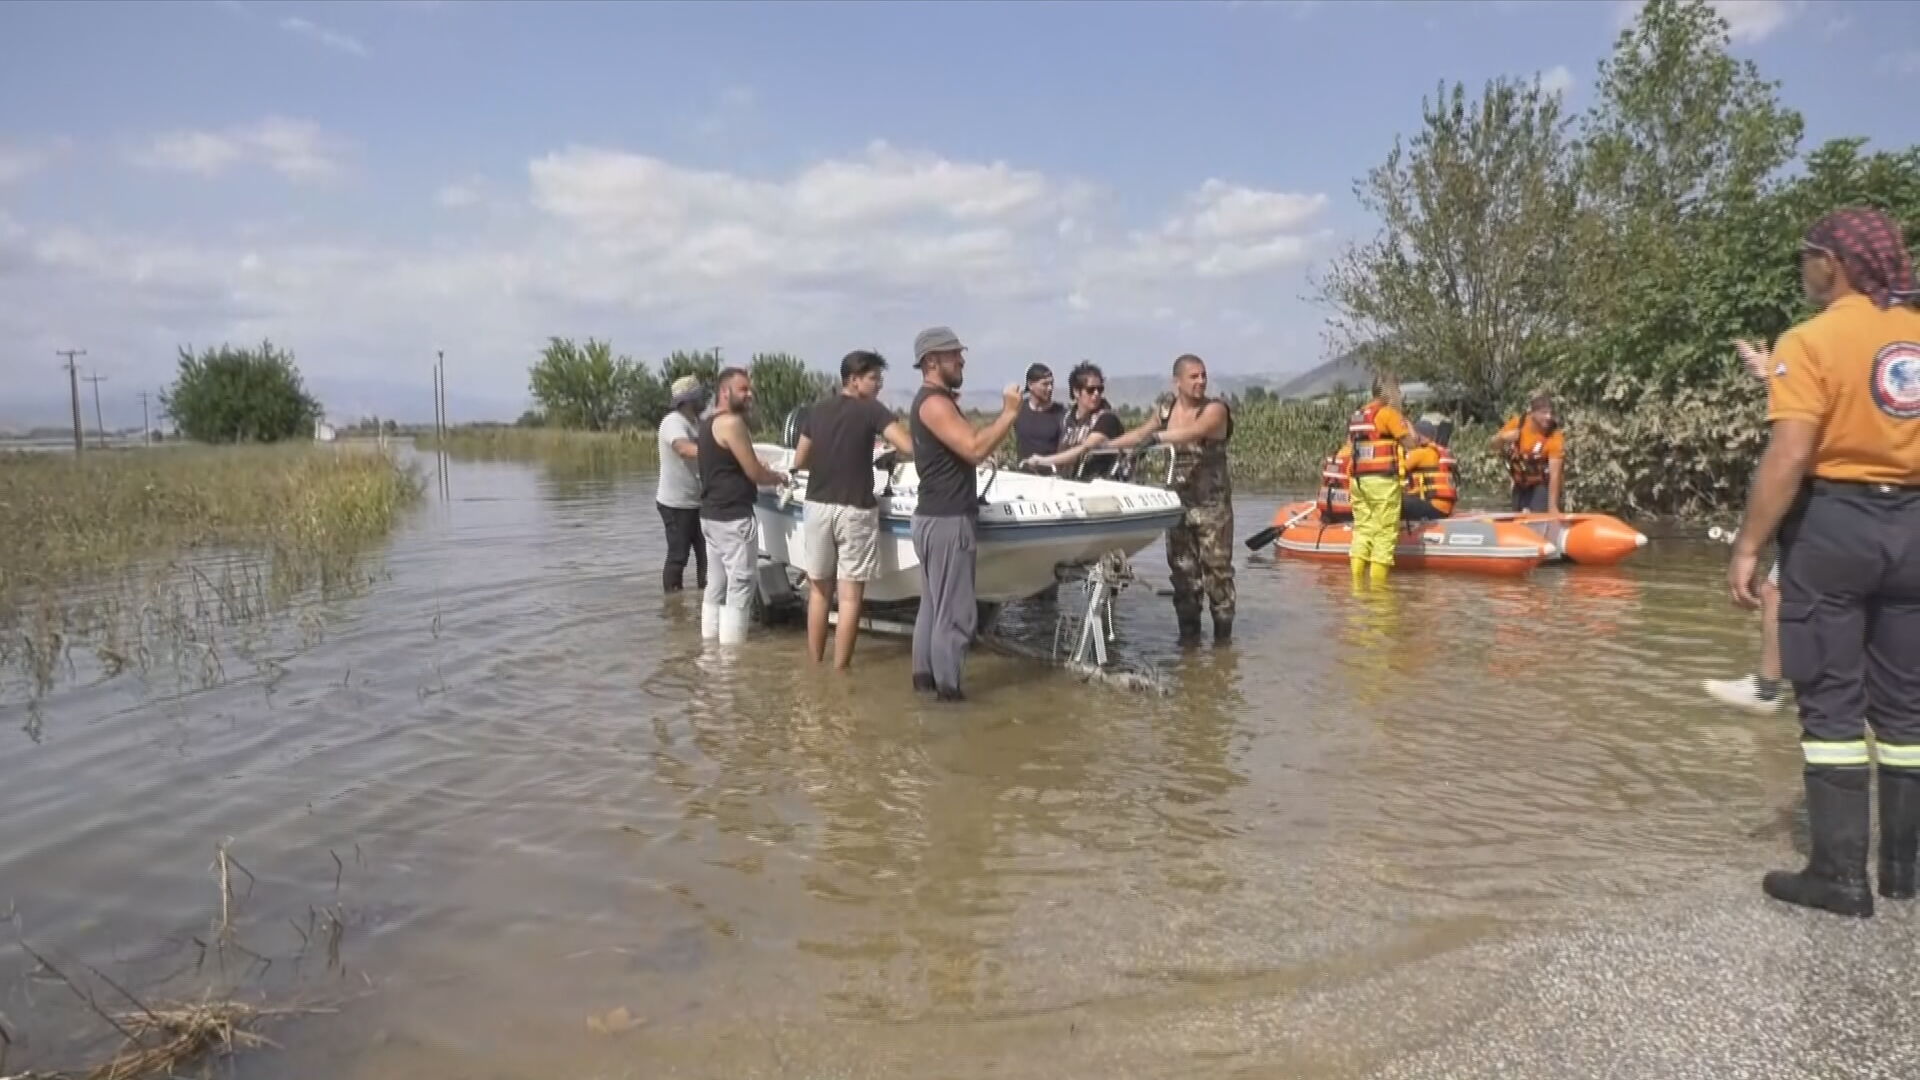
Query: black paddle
1244 503 1318 551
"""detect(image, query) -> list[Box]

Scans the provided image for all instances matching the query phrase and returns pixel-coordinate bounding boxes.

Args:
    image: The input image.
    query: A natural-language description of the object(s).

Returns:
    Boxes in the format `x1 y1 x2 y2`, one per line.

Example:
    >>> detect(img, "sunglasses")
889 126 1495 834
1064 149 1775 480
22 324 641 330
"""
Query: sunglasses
1077 383 1104 394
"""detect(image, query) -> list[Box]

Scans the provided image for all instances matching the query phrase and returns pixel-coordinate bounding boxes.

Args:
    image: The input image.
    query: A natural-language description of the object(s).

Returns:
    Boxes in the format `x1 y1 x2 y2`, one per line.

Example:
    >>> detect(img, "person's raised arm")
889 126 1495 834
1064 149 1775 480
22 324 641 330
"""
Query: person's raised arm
1150 401 1230 448
919 384 1021 466
1105 406 1167 453
717 413 788 488
1489 418 1520 450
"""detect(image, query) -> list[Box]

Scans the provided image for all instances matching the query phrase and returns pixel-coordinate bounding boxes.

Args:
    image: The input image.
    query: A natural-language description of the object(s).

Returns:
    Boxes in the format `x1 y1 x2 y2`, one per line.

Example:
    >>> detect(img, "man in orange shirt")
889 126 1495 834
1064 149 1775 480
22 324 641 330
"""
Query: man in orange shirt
1489 392 1565 513
1345 373 1421 583
1729 206 1920 919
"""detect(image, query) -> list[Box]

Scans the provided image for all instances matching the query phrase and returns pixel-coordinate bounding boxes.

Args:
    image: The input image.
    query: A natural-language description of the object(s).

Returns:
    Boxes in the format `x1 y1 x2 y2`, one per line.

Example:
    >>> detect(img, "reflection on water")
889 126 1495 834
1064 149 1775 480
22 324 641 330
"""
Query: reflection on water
0 451 1871 1078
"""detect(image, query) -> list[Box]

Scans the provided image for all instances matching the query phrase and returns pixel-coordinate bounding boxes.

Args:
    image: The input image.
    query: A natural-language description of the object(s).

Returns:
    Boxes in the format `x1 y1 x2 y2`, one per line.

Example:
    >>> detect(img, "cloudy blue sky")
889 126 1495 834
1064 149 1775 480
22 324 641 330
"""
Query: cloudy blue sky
2 0 1917 426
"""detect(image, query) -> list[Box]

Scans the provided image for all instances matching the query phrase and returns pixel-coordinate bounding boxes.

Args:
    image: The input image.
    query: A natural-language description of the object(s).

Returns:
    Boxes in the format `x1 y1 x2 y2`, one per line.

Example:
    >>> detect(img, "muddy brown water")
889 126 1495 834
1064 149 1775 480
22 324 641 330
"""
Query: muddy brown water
0 450 1881 1078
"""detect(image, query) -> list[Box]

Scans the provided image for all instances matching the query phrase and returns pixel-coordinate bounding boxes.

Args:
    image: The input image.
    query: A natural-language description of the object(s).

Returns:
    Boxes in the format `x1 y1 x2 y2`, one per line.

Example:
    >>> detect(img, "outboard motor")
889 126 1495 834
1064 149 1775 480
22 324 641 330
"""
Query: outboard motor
781 404 810 450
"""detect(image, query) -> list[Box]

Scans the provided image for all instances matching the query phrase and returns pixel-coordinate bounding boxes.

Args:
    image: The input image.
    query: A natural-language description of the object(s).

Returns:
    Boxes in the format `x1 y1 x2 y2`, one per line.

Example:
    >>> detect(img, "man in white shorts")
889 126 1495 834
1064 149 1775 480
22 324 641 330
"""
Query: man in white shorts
793 349 914 670
1704 338 1787 715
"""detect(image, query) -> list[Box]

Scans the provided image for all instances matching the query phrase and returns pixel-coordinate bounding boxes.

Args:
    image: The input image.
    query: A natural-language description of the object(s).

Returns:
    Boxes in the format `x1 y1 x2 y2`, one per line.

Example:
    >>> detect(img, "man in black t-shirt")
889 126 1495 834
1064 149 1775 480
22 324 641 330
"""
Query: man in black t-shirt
1019 361 1126 479
792 349 915 670
1013 363 1066 467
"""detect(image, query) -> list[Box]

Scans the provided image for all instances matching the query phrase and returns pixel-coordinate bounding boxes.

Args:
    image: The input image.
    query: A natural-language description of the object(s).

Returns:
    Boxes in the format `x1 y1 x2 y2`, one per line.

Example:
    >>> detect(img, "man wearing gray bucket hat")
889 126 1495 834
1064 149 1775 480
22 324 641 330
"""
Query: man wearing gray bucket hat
907 326 1022 700
656 374 709 593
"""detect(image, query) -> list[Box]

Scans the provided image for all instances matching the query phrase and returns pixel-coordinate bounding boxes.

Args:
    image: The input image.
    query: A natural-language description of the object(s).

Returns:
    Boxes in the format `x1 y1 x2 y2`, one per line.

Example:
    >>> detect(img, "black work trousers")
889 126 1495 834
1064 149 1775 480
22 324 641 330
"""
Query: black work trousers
658 503 707 592
1776 481 1920 770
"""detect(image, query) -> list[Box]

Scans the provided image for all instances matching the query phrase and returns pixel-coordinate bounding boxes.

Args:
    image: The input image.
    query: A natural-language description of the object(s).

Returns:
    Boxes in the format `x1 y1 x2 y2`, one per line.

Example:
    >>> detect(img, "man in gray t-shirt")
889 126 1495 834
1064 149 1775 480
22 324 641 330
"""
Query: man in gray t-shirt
656 376 708 591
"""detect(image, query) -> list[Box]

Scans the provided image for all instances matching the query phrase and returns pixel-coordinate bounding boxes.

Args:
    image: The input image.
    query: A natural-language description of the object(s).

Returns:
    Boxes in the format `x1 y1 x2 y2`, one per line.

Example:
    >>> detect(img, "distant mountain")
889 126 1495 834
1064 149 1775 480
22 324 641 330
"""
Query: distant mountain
1273 350 1371 400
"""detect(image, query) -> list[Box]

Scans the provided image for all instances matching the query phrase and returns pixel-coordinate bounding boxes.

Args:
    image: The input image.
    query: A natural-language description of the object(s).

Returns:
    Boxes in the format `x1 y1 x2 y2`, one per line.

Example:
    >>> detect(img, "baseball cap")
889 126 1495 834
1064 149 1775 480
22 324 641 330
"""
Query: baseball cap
670 375 708 406
913 326 965 367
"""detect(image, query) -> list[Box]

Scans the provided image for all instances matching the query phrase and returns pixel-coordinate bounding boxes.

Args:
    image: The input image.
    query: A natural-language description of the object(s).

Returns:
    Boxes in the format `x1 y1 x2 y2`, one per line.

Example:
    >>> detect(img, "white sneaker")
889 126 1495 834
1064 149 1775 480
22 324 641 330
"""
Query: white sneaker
1703 674 1783 715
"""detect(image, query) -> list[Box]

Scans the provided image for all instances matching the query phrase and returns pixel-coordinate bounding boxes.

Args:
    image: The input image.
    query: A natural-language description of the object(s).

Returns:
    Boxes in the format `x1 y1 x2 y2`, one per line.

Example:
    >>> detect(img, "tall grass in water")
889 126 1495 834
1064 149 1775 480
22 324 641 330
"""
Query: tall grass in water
420 426 660 468
0 445 422 701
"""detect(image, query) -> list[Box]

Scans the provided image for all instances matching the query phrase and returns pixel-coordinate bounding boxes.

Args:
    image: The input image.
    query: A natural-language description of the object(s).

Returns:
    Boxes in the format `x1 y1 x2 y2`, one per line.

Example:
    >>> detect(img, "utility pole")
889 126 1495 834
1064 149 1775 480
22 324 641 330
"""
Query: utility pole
57 349 86 453
436 350 448 434
138 391 151 445
83 373 109 448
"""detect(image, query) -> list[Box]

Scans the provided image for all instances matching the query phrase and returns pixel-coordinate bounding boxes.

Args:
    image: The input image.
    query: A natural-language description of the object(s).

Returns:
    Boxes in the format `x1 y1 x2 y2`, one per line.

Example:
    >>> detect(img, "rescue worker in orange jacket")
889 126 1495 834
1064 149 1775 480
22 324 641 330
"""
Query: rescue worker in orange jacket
1346 374 1421 583
1490 392 1564 512
1400 418 1458 521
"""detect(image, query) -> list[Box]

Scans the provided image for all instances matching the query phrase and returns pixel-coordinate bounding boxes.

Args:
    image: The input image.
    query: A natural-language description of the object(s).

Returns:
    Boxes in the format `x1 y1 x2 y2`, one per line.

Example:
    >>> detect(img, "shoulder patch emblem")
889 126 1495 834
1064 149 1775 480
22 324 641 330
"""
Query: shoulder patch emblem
1871 342 1920 421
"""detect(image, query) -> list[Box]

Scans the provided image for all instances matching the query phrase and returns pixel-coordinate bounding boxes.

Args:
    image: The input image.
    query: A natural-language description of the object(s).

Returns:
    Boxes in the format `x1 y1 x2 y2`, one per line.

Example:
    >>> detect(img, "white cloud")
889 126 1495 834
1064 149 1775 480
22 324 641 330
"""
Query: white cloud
0 139 71 184
131 119 349 181
1537 64 1575 98
279 16 369 58
1615 0 1799 43
4 140 1333 418
1879 49 1920 76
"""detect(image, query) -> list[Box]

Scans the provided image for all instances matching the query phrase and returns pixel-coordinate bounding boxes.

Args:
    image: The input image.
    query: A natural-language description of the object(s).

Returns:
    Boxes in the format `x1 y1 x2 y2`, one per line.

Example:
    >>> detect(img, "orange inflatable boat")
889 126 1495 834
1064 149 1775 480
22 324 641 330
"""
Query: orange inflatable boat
1461 511 1649 566
1265 502 1555 577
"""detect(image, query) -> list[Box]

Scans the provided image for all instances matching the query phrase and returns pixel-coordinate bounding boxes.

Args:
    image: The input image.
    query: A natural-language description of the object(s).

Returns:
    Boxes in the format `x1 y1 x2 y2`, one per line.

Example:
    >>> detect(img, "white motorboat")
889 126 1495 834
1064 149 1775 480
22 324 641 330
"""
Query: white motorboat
750 443 1185 606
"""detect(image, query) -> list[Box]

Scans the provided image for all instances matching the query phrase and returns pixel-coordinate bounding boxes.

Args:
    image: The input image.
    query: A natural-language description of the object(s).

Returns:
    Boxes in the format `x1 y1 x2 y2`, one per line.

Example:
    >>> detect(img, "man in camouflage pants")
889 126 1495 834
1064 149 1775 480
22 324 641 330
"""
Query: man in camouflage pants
1109 354 1236 643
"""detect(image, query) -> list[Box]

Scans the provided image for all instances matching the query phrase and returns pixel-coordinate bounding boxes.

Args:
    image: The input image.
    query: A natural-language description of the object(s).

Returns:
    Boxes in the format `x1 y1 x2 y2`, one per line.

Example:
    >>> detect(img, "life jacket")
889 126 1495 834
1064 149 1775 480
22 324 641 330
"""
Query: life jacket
1158 397 1233 507
1407 447 1459 514
1347 401 1402 478
1504 419 1555 487
1316 447 1353 517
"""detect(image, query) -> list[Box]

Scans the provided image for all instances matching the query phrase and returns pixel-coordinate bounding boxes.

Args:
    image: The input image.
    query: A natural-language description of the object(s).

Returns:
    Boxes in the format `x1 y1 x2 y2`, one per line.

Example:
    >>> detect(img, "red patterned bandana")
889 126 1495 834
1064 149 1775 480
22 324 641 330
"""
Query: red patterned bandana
1804 206 1920 310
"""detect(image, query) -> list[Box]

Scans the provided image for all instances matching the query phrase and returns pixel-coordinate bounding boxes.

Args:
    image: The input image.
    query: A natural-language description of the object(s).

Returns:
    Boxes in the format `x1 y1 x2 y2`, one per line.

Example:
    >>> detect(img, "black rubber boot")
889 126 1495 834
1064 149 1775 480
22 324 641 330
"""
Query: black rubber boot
1879 767 1920 900
1177 612 1203 645
1763 767 1874 918
935 685 967 703
912 672 936 694
1211 615 1233 643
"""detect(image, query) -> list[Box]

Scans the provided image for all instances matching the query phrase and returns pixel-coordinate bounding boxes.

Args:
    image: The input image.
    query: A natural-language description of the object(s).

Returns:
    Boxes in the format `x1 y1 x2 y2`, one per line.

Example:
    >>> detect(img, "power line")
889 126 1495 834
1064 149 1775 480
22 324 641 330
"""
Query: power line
56 349 86 454
82 373 108 449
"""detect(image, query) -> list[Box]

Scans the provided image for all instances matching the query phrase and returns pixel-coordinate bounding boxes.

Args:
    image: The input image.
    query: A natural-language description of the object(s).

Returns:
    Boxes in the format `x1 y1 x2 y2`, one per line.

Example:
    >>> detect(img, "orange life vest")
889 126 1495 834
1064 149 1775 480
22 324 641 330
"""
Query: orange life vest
1504 419 1555 487
1407 448 1459 513
1347 401 1402 478
1315 448 1352 516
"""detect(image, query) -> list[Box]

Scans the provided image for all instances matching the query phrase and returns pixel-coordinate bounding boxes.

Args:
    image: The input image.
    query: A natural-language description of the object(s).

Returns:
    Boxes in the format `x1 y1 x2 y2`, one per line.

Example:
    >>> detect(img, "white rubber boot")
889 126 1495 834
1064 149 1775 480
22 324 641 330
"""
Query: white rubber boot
718 606 748 645
701 602 721 640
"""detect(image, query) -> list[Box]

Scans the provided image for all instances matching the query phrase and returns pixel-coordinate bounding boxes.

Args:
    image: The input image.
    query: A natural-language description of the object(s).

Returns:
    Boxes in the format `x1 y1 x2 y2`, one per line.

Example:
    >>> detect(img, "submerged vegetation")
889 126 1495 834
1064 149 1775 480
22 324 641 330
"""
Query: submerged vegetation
419 425 660 468
0 445 422 701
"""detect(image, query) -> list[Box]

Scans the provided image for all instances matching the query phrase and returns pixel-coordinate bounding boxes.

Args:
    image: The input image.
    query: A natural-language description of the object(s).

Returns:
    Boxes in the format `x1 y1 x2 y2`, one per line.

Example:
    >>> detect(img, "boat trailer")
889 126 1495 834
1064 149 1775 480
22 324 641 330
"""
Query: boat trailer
752 548 1170 695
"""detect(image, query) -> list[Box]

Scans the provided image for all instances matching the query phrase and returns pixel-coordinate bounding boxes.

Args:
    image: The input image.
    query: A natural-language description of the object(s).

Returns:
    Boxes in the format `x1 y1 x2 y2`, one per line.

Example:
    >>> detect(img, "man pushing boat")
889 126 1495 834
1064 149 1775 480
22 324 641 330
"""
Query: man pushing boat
1106 354 1236 644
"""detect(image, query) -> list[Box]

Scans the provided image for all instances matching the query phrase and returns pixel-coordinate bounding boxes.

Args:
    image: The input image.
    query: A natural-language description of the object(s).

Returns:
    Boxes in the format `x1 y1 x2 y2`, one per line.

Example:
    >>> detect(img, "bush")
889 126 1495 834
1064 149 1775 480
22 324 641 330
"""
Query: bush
160 341 322 444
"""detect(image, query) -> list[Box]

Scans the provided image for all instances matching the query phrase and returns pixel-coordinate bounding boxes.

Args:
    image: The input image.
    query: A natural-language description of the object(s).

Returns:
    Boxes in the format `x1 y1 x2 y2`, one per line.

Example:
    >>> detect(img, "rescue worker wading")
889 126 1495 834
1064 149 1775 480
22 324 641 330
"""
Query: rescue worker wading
1107 354 1235 644
1346 373 1421 584
1728 206 1920 919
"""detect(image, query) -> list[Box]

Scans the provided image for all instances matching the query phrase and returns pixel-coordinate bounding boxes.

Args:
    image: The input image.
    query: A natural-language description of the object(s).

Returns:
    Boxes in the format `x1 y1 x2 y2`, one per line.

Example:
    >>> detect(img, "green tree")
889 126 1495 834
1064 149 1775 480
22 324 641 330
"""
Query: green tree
659 349 723 387
746 352 835 437
160 340 322 443
1317 76 1579 417
620 365 671 430
1561 0 1805 396
528 337 637 431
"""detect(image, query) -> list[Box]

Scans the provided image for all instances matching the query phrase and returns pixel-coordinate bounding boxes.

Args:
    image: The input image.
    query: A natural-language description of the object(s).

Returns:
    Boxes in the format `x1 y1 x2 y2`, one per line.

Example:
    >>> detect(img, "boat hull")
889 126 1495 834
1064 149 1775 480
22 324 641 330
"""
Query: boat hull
1267 501 1553 577
1459 512 1649 565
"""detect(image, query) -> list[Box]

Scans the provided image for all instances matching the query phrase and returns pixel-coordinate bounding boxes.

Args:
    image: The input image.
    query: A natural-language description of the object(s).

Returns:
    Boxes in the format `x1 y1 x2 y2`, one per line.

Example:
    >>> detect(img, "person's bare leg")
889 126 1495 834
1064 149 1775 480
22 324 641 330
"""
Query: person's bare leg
1761 578 1782 682
807 579 834 664
834 580 866 670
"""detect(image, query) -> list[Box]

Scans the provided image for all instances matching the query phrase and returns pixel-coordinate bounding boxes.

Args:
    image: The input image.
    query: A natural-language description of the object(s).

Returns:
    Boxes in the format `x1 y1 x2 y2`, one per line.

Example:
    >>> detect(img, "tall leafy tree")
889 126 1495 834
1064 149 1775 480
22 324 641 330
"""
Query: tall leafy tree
528 337 637 431
1317 76 1578 417
746 352 835 437
161 340 321 443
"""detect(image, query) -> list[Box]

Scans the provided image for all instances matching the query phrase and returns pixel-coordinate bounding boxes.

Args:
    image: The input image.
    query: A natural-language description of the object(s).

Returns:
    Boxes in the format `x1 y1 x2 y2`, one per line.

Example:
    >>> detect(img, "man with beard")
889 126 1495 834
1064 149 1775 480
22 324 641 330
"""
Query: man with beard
908 326 1022 700
1107 354 1236 644
698 367 789 645
656 374 709 593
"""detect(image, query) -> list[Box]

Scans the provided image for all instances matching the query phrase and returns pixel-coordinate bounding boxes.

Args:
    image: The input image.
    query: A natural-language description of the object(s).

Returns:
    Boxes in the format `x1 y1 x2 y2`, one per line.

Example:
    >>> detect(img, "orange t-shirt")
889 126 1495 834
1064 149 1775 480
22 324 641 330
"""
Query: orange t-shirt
1499 417 1564 461
1369 403 1411 442
1767 294 1920 485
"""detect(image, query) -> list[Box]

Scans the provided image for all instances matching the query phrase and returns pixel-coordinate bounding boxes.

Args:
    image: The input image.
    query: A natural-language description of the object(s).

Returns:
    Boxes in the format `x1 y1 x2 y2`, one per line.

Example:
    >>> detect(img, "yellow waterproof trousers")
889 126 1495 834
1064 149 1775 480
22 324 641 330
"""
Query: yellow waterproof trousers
1349 474 1403 568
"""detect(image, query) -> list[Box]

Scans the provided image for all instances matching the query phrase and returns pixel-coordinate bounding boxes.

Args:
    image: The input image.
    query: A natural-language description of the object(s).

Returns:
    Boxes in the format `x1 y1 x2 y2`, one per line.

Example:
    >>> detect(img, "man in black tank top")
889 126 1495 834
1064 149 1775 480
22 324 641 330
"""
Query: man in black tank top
698 367 790 645
1106 353 1236 644
906 326 1022 700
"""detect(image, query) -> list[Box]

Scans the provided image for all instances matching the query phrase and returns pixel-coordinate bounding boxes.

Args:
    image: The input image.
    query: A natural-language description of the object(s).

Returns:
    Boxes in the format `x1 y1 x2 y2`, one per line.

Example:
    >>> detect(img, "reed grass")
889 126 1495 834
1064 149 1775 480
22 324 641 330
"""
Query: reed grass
0 444 422 701
420 426 659 468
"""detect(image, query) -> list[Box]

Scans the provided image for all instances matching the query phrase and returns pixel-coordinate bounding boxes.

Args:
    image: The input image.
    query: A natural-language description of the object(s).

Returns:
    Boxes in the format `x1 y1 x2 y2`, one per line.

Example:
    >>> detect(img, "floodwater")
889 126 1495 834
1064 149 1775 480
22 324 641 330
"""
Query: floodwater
4 449 1918 1080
